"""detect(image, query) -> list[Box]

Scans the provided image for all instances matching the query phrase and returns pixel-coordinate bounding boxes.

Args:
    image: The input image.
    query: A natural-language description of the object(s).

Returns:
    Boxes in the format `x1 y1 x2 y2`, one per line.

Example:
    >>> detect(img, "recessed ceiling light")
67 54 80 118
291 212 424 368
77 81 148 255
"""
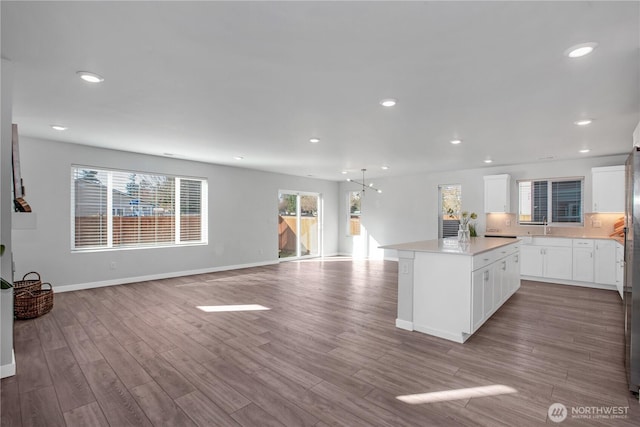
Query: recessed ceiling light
574 119 593 126
309 138 320 143
579 149 591 153
233 156 244 160
381 166 389 170
565 42 598 58
76 71 104 83
484 159 493 164
380 98 397 107
450 139 462 145
341 171 348 174
50 125 67 131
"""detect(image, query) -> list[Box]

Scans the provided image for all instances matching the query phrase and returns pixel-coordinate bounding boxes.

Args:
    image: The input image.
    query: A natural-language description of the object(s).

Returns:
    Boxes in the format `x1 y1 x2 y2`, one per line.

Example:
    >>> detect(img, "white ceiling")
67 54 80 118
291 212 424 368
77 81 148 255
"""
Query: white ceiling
2 1 639 181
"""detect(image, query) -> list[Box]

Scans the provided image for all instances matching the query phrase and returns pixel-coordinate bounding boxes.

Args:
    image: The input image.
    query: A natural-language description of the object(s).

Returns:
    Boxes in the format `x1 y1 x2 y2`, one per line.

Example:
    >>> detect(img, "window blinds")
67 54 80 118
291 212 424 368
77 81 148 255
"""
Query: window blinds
72 166 207 250
552 180 582 223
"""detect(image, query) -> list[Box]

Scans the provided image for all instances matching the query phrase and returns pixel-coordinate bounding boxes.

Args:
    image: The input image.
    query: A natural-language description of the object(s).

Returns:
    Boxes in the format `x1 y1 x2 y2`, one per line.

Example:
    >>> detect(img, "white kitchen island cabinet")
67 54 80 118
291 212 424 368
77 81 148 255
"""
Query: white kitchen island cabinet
381 238 520 343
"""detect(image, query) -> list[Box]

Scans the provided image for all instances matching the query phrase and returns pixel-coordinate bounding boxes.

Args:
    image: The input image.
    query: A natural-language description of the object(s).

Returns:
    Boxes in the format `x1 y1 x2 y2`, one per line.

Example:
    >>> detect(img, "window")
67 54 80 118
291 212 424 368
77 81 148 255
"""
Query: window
72 166 207 251
439 184 461 238
347 191 361 236
278 191 321 258
518 178 583 225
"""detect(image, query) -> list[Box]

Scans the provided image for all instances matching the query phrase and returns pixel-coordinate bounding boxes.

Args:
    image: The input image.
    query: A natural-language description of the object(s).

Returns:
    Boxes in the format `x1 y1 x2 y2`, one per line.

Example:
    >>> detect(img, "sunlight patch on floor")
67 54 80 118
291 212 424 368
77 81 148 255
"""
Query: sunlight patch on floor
196 304 270 312
396 385 517 404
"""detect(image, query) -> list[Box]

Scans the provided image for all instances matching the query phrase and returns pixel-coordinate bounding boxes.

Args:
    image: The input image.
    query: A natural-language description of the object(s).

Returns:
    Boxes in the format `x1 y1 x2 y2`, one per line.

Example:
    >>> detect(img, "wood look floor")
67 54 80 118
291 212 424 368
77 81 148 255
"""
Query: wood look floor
1 258 639 426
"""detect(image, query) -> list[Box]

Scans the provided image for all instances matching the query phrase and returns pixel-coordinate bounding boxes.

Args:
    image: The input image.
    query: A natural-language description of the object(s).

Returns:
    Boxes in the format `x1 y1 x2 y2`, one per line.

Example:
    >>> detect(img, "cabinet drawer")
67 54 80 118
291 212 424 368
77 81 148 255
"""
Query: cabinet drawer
531 237 572 247
573 239 594 248
473 251 498 271
492 246 515 259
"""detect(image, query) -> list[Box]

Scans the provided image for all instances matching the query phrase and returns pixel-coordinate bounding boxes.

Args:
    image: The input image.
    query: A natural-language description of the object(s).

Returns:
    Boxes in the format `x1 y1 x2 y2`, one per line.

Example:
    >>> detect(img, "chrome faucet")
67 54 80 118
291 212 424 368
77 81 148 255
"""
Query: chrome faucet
542 216 551 235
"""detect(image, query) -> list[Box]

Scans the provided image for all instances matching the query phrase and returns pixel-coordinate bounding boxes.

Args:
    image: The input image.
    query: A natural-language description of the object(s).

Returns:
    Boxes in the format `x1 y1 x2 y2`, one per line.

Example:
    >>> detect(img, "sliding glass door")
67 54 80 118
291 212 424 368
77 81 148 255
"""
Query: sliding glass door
278 191 320 259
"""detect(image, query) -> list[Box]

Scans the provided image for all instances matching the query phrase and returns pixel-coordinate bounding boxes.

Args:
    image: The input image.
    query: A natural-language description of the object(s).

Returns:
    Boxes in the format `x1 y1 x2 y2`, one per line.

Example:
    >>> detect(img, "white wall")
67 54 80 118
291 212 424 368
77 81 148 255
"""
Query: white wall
12 137 339 290
339 155 628 258
1 58 15 377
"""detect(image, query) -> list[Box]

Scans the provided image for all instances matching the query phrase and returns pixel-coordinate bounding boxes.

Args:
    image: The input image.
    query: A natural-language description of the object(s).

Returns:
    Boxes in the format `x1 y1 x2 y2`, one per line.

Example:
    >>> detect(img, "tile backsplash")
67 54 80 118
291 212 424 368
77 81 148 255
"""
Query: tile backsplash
485 212 624 238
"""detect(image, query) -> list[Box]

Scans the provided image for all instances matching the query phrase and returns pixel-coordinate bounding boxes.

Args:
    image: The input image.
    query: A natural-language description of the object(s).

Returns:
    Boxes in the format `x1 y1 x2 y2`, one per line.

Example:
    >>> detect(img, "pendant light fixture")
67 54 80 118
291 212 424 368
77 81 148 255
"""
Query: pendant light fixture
347 169 382 194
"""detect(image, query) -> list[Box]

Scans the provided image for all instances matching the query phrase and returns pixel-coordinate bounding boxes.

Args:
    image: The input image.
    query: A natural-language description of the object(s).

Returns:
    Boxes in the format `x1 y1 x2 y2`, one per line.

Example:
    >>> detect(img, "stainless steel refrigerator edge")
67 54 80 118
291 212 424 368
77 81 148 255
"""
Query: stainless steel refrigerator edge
624 147 640 394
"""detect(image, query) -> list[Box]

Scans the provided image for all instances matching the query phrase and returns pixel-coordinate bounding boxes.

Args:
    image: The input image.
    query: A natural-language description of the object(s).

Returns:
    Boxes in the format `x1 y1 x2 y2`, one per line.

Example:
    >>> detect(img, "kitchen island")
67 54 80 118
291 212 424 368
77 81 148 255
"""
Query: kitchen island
381 237 521 343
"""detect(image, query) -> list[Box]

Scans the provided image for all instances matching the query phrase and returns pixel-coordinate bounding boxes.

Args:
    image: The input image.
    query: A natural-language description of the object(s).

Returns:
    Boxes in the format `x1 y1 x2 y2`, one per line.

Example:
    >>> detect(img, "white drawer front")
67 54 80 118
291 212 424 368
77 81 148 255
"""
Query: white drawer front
473 251 497 271
573 239 594 248
531 237 572 247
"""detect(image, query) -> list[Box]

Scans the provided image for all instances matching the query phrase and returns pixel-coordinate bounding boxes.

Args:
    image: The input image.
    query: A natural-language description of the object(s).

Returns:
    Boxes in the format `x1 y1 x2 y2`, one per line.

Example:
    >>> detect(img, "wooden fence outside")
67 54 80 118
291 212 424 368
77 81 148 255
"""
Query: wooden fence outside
75 215 201 247
278 215 318 256
349 217 361 235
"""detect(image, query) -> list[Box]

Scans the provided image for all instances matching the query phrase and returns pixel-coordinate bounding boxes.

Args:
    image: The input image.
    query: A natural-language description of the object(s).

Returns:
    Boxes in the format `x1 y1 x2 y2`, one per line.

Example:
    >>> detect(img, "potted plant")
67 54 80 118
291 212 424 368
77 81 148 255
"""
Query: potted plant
458 211 478 242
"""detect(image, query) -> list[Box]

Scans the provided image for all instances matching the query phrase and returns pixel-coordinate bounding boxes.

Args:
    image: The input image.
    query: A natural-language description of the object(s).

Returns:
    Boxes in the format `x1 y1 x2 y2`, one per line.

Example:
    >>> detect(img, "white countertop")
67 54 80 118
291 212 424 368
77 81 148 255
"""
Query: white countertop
380 237 519 256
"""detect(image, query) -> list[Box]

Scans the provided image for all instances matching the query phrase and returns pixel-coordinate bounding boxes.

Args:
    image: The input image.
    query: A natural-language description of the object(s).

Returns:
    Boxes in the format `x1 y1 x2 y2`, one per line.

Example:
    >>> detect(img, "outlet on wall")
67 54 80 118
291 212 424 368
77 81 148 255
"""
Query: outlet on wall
109 261 117 270
505 219 511 226
593 220 602 228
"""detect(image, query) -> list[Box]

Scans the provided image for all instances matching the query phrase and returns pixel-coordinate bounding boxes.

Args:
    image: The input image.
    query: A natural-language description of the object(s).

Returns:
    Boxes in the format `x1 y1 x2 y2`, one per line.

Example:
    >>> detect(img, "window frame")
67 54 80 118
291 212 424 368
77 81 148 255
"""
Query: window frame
517 176 584 226
346 190 361 236
71 165 208 252
438 183 462 238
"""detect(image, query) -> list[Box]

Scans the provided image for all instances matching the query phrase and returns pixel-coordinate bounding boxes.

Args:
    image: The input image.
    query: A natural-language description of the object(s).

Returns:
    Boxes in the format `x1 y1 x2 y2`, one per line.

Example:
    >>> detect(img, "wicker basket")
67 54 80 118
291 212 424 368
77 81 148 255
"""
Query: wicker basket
14 282 54 320
13 272 42 294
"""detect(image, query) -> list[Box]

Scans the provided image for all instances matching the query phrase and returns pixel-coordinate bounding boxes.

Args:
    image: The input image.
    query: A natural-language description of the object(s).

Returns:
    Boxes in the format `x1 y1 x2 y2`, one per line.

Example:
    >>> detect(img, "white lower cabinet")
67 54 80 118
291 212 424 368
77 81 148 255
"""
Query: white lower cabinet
520 238 572 280
471 244 520 335
572 240 594 282
544 246 573 280
472 266 494 332
507 252 521 295
520 236 621 291
520 245 544 276
471 268 485 332
595 240 617 285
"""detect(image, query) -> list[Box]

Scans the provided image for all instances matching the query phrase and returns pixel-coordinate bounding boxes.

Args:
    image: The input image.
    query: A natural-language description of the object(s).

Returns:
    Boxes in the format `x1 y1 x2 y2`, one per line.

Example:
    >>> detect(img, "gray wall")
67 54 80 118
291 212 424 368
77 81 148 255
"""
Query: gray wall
339 155 628 258
1 58 14 375
12 137 339 290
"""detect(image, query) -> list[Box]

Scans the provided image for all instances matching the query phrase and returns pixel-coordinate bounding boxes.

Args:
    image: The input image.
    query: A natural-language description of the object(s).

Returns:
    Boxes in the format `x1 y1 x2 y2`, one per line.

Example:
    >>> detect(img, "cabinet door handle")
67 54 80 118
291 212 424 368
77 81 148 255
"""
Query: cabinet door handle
515 255 519 263
502 261 507 271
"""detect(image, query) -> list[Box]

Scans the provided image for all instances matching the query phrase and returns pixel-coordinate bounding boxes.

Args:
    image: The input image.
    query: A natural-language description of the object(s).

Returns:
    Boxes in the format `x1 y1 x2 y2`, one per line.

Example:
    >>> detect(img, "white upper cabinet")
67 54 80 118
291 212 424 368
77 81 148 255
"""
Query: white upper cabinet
592 166 624 213
484 174 511 213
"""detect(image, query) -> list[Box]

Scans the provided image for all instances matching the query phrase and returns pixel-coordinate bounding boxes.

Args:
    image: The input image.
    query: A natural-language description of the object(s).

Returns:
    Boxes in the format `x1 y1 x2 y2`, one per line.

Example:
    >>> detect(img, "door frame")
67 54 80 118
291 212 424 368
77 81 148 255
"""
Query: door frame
278 190 322 261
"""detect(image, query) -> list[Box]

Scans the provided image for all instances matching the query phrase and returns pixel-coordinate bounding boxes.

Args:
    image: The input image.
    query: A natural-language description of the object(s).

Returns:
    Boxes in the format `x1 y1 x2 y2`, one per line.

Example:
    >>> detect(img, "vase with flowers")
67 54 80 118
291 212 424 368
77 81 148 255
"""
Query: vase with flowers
458 211 477 243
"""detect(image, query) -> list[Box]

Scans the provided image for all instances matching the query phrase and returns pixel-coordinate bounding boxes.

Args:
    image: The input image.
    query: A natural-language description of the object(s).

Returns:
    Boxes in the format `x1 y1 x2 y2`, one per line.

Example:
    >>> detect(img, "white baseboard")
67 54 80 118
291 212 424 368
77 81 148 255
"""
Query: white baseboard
322 252 341 257
1 350 15 378
520 276 617 291
395 318 414 331
55 260 279 293
413 324 468 344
